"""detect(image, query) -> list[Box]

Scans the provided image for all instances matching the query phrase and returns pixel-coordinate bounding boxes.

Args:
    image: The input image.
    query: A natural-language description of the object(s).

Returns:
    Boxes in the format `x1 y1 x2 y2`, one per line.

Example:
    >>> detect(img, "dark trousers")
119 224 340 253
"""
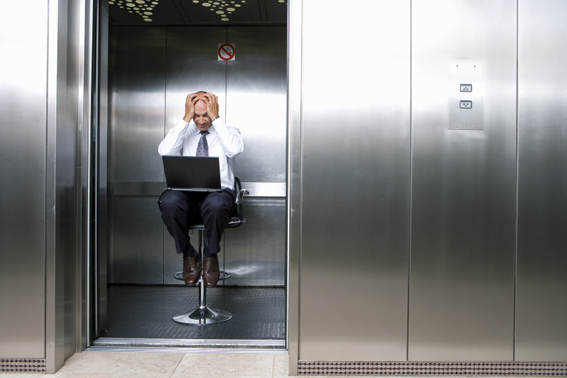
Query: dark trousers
158 189 236 257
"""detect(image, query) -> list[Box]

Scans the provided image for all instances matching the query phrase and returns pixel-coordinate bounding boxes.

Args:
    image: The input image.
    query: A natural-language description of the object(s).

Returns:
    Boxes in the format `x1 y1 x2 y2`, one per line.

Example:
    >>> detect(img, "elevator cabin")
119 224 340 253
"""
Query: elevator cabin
94 0 288 347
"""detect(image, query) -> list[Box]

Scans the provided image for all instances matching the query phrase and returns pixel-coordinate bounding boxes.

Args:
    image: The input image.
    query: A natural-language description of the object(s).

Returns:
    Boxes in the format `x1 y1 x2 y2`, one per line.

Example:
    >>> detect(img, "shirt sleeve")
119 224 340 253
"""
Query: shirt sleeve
212 117 244 158
158 119 189 156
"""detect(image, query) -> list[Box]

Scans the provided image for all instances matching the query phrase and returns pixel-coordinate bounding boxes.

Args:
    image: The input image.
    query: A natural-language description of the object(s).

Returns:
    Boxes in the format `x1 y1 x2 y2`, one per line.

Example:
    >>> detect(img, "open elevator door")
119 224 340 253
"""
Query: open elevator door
91 0 288 349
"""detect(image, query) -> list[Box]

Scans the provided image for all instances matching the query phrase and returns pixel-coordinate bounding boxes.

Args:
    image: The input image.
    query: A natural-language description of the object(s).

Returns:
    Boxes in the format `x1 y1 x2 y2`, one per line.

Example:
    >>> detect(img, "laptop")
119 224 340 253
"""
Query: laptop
162 156 222 192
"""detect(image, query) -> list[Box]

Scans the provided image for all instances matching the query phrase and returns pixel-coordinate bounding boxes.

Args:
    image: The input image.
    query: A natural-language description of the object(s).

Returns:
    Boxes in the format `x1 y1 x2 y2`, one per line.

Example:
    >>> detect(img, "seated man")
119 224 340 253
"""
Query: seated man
158 91 244 287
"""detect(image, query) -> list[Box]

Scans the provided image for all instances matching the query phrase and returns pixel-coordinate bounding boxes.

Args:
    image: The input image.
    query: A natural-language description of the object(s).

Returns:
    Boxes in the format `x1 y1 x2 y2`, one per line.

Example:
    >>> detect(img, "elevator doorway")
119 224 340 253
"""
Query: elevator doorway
92 0 288 349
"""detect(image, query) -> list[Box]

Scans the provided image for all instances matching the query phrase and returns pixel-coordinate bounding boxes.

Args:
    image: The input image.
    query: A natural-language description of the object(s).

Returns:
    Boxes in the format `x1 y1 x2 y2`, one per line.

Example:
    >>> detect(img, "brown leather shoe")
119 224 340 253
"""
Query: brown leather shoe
183 256 199 285
202 256 220 287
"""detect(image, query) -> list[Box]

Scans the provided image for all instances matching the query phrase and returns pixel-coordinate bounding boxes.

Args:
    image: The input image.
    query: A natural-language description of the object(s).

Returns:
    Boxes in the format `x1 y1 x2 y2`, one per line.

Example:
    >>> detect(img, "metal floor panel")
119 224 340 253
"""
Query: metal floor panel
98 286 285 341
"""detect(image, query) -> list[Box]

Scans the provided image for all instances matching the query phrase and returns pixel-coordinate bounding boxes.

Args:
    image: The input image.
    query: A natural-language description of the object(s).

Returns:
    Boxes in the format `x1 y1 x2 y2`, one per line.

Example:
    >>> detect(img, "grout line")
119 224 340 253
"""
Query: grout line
170 352 185 377
272 354 275 377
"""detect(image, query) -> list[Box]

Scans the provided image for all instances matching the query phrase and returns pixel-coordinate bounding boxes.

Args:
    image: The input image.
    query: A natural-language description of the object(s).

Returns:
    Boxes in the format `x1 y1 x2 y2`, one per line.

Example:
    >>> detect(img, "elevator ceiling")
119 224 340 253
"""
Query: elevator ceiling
109 0 287 25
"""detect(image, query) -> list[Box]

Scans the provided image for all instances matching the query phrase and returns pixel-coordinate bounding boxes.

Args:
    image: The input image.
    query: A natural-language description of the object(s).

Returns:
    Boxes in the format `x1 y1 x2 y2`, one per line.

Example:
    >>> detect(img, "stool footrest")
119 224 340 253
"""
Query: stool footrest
172 306 232 325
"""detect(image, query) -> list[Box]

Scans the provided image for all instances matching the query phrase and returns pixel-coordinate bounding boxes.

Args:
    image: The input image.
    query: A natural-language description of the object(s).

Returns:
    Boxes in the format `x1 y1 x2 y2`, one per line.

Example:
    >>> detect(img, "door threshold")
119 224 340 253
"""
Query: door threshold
90 337 286 352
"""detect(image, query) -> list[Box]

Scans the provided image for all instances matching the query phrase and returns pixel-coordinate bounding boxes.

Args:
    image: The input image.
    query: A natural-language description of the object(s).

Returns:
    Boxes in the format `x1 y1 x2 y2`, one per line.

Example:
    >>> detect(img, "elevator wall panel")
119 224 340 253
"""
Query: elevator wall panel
109 27 166 283
516 0 567 361
410 0 517 361
299 0 410 361
224 199 286 286
109 27 166 183
224 26 287 286
0 0 47 358
109 26 287 286
226 26 287 183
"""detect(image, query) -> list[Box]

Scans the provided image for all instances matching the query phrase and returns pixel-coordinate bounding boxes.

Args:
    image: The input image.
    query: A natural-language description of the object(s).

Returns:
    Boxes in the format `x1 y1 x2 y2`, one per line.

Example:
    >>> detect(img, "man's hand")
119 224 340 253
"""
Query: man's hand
202 92 219 120
183 93 199 123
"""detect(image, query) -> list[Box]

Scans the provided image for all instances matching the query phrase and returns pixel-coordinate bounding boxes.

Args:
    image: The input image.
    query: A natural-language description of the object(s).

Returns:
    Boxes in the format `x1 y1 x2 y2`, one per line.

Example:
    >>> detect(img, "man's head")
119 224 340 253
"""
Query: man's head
193 91 212 131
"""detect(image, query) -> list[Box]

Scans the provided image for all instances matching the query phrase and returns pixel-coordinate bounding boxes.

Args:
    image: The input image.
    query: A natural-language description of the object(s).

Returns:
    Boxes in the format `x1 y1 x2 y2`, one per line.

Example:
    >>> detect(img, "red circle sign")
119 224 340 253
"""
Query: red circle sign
218 43 235 61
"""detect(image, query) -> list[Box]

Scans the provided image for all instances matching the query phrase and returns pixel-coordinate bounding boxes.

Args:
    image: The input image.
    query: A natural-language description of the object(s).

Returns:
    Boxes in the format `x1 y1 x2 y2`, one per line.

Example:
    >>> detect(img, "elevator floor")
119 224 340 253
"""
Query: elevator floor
98 285 285 342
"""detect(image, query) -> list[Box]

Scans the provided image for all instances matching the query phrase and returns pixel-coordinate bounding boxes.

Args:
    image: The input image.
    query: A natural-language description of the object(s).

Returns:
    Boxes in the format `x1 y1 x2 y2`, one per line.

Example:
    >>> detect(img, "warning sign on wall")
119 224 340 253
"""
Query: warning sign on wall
218 43 236 61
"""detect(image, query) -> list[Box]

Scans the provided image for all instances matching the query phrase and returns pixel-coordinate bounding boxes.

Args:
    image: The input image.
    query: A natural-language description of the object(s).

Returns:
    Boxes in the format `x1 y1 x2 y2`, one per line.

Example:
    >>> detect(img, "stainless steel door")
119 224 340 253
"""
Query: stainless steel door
410 0 517 361
299 0 411 361
516 0 567 361
0 0 48 359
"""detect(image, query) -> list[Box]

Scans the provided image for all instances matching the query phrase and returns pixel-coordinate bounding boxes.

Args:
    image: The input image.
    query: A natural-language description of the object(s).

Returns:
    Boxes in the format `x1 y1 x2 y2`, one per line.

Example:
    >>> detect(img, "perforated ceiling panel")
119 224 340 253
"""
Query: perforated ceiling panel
109 0 287 25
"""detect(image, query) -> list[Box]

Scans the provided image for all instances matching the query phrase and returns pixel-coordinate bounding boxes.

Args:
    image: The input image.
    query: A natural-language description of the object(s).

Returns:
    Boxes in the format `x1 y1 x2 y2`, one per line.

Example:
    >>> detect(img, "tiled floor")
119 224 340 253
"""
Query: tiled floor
1 351 298 378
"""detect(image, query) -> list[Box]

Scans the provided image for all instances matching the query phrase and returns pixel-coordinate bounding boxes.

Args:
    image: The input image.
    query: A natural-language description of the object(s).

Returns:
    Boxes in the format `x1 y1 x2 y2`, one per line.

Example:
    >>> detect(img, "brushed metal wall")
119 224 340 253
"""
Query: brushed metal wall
299 0 411 361
224 26 287 285
109 27 167 284
0 0 48 358
516 0 567 361
109 26 287 286
410 0 517 361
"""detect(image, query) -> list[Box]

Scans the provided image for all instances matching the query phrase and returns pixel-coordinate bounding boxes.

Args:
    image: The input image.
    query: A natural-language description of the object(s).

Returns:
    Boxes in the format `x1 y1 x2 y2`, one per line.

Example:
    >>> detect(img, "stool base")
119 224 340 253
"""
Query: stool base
173 306 232 325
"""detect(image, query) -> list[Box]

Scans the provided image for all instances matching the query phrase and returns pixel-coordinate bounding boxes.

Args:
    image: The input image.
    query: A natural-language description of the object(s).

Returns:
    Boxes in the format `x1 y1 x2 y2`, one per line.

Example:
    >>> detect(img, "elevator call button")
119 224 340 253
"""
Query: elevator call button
459 100 472 109
460 84 473 92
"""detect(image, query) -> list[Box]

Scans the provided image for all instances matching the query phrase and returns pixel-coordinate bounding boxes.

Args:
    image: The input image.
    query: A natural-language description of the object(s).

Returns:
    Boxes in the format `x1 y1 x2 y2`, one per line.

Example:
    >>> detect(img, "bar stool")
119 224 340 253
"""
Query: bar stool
169 177 247 326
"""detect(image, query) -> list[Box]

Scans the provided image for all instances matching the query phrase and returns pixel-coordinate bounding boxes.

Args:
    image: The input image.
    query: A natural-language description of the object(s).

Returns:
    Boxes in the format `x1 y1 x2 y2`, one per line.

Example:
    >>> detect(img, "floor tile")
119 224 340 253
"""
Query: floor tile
273 354 289 376
57 351 182 375
173 353 274 376
52 374 173 378
57 352 122 374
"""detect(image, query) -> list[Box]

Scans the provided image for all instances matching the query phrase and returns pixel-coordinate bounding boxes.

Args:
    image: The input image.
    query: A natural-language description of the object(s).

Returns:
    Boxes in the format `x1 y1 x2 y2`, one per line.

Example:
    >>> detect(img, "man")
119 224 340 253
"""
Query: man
158 91 244 287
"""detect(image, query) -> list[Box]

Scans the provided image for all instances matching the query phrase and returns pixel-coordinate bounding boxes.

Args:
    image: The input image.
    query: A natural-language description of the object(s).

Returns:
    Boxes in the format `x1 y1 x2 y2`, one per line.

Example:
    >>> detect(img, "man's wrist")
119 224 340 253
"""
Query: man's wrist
212 115 220 122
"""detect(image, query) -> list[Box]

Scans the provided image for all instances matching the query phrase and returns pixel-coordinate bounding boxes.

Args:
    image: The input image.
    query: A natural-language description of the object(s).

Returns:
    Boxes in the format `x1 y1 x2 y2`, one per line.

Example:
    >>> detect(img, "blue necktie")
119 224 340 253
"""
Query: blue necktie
196 131 209 157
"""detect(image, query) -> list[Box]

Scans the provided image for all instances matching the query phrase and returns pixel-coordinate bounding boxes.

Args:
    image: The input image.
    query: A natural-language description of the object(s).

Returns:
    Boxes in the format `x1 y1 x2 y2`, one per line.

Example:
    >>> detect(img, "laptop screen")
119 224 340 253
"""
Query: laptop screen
162 156 222 192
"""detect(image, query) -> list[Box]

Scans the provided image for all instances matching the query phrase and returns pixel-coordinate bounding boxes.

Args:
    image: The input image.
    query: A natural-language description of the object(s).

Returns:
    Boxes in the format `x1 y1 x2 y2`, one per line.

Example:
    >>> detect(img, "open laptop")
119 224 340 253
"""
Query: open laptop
162 156 222 192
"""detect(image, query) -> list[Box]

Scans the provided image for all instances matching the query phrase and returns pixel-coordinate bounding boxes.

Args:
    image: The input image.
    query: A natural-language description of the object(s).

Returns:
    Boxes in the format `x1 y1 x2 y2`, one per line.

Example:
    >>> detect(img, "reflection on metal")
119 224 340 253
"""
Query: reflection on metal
173 307 232 326
299 0 410 362
241 182 285 197
0 0 47 360
287 0 303 371
226 26 287 183
516 0 567 361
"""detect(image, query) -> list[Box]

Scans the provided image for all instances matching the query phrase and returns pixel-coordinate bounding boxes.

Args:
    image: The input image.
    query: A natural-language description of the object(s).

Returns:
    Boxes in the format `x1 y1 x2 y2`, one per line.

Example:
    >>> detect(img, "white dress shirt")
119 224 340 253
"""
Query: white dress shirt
158 117 244 190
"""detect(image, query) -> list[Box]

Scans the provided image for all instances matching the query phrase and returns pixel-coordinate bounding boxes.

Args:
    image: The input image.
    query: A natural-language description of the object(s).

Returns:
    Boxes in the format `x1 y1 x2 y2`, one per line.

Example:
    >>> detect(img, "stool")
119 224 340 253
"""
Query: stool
169 177 247 326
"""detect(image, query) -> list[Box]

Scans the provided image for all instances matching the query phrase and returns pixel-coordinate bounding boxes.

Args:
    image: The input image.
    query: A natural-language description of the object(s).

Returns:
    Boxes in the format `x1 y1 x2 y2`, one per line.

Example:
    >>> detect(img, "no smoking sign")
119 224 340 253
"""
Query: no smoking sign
218 43 236 61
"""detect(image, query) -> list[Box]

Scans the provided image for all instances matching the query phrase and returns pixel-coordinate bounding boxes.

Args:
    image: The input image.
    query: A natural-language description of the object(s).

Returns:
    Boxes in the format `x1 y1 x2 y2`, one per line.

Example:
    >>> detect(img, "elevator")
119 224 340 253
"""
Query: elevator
2 0 567 375
92 0 289 348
